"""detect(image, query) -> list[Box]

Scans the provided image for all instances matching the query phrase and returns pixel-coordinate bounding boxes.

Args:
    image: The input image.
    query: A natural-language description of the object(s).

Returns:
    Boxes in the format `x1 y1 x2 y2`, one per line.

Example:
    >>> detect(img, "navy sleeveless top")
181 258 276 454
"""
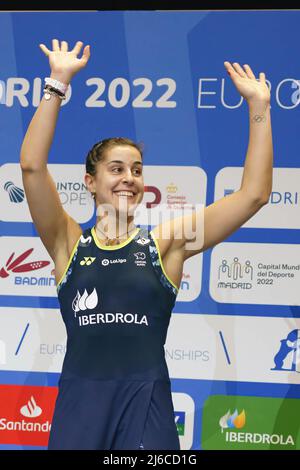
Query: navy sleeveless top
56 226 179 381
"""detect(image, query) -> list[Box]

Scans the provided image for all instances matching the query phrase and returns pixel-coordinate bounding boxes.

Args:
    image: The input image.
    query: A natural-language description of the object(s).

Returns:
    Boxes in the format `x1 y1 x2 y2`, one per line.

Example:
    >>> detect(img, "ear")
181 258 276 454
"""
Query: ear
84 173 96 194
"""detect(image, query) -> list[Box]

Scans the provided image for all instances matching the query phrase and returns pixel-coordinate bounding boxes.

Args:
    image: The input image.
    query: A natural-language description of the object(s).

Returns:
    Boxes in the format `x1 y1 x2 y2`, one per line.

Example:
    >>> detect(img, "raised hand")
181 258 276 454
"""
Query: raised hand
224 62 270 105
39 39 91 84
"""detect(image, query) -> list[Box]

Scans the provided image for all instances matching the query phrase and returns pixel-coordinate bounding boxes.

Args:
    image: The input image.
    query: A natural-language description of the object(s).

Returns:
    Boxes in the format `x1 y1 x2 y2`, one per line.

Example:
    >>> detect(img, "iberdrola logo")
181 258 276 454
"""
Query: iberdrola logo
219 409 246 433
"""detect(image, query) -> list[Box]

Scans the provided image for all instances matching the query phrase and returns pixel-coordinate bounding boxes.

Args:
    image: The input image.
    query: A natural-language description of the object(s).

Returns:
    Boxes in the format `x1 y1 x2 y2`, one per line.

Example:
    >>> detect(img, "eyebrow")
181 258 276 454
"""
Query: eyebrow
107 160 142 166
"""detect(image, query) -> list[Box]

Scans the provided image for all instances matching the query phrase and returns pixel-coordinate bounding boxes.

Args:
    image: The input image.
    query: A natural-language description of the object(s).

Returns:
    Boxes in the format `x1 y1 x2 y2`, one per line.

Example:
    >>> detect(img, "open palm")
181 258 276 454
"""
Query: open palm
224 62 270 104
39 39 90 82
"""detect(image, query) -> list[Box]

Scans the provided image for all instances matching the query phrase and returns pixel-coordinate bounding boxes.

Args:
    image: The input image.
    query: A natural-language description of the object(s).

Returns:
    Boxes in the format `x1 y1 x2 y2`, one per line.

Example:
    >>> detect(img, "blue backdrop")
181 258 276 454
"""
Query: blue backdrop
0 10 299 450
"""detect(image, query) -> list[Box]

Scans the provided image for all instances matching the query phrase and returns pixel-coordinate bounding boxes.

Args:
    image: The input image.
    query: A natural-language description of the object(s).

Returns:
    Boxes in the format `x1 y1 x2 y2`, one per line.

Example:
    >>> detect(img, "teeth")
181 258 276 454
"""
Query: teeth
115 191 134 197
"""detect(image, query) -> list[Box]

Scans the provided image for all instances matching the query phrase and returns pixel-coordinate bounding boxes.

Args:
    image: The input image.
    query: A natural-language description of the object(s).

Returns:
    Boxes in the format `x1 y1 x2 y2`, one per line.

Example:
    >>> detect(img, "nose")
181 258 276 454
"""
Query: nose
122 169 134 185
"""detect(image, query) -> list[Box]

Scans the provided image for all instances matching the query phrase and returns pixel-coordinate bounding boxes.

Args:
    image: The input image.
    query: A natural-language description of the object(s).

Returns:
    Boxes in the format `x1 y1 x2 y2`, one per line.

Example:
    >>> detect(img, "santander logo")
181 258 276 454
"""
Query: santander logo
20 396 42 418
0 384 58 446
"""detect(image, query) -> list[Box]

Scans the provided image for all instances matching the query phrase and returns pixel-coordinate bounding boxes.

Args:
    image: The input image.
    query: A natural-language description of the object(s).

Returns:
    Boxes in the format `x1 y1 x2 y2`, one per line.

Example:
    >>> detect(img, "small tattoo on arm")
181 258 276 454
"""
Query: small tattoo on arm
251 114 266 123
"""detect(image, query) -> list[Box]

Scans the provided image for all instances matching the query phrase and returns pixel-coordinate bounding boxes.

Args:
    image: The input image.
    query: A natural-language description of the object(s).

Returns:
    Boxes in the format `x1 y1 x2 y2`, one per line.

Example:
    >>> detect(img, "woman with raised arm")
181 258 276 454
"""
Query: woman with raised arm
20 39 272 450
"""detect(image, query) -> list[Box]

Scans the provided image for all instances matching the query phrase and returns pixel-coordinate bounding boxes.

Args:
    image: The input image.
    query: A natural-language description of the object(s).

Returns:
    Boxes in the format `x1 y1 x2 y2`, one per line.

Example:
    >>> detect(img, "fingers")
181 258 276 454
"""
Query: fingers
243 64 256 79
39 43 50 56
224 61 237 77
61 40 68 52
232 62 247 78
80 45 91 64
259 72 266 83
49 39 69 53
71 41 84 56
225 61 264 81
39 39 91 65
52 39 60 52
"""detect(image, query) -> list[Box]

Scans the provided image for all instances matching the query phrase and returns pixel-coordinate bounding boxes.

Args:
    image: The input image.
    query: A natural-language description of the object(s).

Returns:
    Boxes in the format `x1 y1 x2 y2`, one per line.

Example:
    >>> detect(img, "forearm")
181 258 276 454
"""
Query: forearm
240 100 273 203
20 72 71 171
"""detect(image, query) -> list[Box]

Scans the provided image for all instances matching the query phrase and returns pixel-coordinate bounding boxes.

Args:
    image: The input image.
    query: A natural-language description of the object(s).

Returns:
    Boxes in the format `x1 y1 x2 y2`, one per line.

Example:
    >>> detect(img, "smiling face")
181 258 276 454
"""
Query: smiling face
85 145 144 217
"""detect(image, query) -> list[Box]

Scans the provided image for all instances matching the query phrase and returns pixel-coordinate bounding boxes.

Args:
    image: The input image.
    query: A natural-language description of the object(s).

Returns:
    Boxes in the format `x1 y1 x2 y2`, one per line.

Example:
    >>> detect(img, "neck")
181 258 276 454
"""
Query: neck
95 214 137 243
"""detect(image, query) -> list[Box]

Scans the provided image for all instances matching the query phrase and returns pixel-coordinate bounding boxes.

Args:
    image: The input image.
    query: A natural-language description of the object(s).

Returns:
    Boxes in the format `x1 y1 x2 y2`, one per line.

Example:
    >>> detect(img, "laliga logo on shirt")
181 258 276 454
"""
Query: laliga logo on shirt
102 258 127 266
20 396 42 418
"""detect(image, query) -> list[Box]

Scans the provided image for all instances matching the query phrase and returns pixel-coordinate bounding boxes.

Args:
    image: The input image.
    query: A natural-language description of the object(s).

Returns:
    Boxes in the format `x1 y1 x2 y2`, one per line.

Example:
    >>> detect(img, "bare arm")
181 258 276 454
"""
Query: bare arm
20 39 90 261
155 62 273 261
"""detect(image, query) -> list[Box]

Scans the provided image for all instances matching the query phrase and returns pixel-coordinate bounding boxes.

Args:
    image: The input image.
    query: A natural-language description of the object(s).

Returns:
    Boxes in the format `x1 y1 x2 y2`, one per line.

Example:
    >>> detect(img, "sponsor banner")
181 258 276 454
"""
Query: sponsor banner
137 165 205 302
1 310 300 384
1 164 206 227
0 163 94 223
136 165 207 226
172 392 195 450
1 165 204 301
0 384 57 446
0 233 202 301
165 314 300 384
210 242 300 305
202 395 300 450
177 255 202 302
214 167 300 229
0 236 56 297
0 308 66 373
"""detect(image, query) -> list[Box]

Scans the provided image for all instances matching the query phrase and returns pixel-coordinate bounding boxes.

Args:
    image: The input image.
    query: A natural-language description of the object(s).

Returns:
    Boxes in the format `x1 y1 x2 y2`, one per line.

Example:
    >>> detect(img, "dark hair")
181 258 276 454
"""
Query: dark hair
85 137 144 176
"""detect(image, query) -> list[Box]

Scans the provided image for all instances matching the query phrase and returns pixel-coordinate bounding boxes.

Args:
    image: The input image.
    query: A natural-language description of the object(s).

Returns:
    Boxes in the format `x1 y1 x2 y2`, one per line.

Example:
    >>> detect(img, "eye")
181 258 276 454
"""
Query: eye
112 167 122 173
133 168 142 176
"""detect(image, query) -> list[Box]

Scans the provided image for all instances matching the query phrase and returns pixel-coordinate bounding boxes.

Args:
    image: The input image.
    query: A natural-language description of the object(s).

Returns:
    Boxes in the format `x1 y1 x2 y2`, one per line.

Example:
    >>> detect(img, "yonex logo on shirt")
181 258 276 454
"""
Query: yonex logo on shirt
80 257 96 266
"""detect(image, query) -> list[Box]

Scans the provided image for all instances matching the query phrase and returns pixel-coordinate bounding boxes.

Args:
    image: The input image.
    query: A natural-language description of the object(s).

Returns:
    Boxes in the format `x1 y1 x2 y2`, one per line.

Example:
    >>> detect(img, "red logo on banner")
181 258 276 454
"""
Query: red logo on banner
0 385 58 446
144 185 161 208
0 248 50 278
